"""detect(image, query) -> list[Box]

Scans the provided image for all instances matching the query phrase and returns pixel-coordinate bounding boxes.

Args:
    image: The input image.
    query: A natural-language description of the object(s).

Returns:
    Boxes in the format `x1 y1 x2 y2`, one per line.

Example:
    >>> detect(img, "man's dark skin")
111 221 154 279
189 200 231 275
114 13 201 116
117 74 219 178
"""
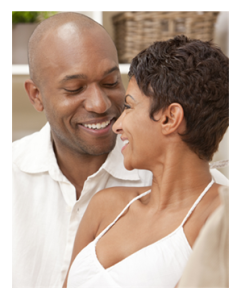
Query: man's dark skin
25 13 125 199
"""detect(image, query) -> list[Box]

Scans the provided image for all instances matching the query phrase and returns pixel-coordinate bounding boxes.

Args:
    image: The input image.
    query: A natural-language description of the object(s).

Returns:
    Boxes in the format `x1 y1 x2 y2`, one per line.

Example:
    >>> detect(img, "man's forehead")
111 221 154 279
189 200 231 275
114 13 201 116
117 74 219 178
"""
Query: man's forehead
43 22 86 43
28 13 111 86
33 18 118 85
56 22 80 41
41 22 109 54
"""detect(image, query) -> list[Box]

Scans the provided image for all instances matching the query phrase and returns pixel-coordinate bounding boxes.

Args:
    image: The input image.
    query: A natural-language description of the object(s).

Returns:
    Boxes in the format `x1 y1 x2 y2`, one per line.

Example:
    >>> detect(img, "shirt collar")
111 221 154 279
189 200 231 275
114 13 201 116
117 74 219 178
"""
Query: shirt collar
13 122 140 181
13 123 55 172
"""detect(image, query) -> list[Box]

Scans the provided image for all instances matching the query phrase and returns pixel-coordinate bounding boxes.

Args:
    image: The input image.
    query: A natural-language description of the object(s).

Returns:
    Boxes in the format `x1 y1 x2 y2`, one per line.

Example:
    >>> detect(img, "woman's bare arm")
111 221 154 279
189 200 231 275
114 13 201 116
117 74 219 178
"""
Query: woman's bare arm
62 190 106 288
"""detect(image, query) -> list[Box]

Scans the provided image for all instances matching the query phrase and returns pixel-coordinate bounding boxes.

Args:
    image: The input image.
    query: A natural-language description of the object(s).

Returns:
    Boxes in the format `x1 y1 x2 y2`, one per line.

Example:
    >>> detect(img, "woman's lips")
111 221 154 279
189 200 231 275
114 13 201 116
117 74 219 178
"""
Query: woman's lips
121 139 129 152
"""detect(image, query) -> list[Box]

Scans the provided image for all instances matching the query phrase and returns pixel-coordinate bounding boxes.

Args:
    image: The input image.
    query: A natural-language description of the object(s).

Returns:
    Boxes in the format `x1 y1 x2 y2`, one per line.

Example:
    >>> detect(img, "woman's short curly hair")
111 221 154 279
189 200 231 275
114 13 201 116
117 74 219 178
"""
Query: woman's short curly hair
129 35 229 161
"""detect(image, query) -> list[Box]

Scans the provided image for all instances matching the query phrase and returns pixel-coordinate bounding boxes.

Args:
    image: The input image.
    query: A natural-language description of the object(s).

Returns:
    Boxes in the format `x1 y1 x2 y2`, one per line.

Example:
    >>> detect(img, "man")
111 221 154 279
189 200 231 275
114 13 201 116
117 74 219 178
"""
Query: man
12 12 228 288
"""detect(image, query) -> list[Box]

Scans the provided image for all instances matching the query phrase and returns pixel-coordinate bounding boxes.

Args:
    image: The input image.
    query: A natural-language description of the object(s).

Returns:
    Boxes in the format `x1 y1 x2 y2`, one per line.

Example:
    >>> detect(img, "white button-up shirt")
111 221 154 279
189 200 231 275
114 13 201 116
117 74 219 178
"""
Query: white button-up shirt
12 123 228 288
12 123 153 288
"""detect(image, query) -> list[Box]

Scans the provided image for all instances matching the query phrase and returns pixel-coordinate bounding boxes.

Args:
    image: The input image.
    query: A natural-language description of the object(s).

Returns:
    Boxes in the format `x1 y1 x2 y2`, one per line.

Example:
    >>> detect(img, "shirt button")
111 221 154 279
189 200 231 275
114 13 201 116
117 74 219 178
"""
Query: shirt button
66 206 72 213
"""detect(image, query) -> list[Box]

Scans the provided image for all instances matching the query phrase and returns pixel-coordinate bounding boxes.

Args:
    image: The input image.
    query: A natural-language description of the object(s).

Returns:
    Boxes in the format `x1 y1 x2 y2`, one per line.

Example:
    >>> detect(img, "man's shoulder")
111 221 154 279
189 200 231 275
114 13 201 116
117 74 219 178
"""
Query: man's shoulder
13 130 38 149
12 123 51 172
13 131 39 162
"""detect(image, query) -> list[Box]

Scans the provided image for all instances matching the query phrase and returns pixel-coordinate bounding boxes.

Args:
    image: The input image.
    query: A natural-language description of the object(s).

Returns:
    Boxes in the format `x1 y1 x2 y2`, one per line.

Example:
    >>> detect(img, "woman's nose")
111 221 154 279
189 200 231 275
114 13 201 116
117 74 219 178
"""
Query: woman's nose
112 111 124 134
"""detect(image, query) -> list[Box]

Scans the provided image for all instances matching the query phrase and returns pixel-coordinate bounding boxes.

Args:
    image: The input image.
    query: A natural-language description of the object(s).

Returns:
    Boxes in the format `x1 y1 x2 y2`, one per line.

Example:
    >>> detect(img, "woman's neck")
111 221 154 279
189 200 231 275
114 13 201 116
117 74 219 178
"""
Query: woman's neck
147 148 212 211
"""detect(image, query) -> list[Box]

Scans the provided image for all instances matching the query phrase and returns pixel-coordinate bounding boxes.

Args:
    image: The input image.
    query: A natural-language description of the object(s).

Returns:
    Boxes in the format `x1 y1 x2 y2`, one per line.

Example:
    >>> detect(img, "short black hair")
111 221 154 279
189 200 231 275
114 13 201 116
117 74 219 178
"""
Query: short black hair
129 35 229 161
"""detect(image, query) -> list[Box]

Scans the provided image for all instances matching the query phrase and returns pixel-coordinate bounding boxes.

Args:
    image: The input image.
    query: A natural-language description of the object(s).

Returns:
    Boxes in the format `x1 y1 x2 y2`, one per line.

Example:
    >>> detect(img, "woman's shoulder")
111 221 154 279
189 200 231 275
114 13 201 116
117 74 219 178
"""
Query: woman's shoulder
184 182 223 247
90 186 151 236
91 185 151 212
204 182 223 217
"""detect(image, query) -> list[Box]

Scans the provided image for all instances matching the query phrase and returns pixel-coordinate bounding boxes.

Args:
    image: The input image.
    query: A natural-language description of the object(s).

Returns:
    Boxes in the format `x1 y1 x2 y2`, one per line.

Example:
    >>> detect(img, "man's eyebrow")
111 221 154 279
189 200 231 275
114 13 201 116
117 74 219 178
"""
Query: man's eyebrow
125 94 136 102
103 66 120 76
59 66 119 83
60 74 87 83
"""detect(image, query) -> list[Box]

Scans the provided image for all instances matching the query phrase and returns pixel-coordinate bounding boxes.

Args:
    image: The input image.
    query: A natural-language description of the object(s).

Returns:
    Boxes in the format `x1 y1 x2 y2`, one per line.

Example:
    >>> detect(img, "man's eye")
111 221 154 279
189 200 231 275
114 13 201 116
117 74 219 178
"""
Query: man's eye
64 87 84 93
104 81 118 87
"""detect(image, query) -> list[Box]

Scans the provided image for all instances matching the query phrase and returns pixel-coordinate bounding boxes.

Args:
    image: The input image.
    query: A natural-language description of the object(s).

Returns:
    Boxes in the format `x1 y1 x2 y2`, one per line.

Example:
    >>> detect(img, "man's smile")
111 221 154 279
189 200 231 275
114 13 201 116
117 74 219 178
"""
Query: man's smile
82 119 111 130
77 118 116 135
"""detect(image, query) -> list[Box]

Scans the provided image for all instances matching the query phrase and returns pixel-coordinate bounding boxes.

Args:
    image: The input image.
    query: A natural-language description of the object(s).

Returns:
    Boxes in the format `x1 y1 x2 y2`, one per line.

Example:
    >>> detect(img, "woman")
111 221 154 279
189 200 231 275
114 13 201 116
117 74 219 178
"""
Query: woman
63 35 229 288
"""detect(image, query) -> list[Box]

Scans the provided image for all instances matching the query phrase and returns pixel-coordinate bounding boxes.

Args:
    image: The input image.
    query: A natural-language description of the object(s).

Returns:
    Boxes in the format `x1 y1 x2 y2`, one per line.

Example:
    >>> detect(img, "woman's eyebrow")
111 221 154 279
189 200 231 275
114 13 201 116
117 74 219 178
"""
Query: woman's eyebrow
125 94 136 102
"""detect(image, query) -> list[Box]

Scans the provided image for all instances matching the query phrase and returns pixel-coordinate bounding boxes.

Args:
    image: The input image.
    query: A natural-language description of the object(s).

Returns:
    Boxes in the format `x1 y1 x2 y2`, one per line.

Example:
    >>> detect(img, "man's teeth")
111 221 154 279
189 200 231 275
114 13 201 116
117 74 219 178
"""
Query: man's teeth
83 120 110 130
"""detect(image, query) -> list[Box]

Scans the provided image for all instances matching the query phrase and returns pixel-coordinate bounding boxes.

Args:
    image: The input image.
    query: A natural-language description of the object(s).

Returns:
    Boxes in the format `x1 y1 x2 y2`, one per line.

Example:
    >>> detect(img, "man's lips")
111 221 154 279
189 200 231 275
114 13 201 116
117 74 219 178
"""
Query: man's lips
81 119 111 130
78 118 115 135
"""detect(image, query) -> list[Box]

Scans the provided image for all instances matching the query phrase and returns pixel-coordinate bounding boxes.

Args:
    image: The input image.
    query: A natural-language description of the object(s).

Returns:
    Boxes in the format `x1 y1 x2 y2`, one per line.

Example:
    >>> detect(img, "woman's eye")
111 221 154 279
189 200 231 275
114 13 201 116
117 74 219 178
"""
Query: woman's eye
123 103 131 110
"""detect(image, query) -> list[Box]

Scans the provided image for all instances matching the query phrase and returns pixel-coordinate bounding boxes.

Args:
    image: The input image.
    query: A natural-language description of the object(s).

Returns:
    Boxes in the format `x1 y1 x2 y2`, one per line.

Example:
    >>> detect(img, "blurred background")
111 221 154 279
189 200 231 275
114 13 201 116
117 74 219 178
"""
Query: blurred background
12 11 229 178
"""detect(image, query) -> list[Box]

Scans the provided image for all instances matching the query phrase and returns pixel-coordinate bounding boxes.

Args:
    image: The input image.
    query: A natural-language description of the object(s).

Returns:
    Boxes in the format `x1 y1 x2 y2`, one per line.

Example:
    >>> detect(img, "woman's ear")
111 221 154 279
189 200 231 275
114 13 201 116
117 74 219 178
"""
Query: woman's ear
160 103 185 135
24 79 44 112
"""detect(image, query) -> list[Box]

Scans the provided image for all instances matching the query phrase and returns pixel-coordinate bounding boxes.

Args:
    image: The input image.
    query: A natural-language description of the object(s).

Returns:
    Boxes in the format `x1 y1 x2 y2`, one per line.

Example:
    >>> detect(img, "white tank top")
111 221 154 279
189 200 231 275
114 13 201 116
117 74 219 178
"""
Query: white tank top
67 179 214 288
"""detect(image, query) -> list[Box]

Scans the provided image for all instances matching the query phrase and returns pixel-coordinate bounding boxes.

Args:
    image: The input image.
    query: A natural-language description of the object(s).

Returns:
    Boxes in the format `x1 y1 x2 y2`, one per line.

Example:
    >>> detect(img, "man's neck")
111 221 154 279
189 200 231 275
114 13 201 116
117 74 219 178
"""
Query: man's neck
53 142 109 200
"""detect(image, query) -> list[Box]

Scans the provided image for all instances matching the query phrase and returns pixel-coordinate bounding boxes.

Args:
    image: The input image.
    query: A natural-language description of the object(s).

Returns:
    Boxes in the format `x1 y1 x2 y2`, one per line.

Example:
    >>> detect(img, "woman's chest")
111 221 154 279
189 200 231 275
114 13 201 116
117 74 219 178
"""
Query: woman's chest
95 210 186 270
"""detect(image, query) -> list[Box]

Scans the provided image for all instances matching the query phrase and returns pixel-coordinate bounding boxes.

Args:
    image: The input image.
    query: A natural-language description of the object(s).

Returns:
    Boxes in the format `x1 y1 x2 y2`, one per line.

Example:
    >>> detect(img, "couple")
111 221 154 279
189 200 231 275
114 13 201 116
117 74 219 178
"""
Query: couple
13 12 229 288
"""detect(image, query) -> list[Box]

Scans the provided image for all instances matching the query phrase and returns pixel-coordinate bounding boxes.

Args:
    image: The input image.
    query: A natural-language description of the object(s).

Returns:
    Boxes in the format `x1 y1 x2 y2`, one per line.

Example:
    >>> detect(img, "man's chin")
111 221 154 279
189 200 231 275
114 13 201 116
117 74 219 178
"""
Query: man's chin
79 139 117 157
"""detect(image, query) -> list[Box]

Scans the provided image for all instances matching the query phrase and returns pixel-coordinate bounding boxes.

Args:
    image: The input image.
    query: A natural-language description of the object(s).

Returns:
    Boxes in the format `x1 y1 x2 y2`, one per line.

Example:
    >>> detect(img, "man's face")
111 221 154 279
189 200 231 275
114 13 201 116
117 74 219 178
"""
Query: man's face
37 23 125 156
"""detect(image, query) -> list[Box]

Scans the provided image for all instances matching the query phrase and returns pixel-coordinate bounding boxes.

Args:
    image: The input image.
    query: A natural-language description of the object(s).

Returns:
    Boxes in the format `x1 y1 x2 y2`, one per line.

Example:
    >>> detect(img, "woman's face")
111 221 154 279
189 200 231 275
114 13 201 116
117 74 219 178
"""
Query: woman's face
112 77 163 171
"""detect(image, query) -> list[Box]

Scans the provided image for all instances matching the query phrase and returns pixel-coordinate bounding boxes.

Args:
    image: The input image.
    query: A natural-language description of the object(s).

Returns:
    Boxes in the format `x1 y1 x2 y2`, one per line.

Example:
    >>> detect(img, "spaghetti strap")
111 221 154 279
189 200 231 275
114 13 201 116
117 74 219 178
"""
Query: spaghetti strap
95 179 214 241
95 189 151 242
180 179 214 227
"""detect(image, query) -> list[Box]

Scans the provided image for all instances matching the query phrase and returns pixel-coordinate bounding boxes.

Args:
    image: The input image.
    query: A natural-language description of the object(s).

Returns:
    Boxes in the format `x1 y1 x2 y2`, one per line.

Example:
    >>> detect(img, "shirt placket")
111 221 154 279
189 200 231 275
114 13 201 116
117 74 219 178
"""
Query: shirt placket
57 180 77 286
59 169 110 286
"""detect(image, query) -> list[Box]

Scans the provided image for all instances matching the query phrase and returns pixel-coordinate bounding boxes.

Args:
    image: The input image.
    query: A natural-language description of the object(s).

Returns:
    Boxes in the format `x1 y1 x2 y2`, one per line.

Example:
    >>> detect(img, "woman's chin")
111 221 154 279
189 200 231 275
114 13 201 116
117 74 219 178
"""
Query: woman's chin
124 164 133 171
123 161 134 171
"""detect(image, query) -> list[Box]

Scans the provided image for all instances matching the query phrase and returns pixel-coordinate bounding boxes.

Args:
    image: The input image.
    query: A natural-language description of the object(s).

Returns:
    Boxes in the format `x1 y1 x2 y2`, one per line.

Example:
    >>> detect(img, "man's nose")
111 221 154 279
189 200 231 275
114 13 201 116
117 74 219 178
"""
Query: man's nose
83 84 111 114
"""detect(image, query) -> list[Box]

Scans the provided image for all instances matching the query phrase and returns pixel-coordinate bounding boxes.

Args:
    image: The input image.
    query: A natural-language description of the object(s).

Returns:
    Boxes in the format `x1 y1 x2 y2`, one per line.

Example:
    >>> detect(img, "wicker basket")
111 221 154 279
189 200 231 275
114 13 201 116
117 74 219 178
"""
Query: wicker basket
112 11 219 63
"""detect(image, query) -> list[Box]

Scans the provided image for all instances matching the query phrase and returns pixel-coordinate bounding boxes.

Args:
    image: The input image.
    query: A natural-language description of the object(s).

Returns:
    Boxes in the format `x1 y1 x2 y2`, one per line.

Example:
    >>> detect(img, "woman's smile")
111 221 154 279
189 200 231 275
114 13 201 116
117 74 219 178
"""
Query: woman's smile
121 139 129 152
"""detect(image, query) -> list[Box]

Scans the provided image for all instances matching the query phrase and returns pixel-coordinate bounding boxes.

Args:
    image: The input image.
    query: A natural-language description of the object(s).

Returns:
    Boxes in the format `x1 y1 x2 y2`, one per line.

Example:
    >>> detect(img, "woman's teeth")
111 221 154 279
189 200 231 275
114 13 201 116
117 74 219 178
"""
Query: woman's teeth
123 140 129 146
83 120 110 130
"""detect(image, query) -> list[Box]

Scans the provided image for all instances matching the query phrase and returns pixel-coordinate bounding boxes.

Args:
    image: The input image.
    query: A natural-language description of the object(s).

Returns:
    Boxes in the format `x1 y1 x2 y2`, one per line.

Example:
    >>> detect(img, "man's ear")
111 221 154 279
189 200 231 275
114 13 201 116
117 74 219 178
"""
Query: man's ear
159 103 185 135
24 79 44 112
